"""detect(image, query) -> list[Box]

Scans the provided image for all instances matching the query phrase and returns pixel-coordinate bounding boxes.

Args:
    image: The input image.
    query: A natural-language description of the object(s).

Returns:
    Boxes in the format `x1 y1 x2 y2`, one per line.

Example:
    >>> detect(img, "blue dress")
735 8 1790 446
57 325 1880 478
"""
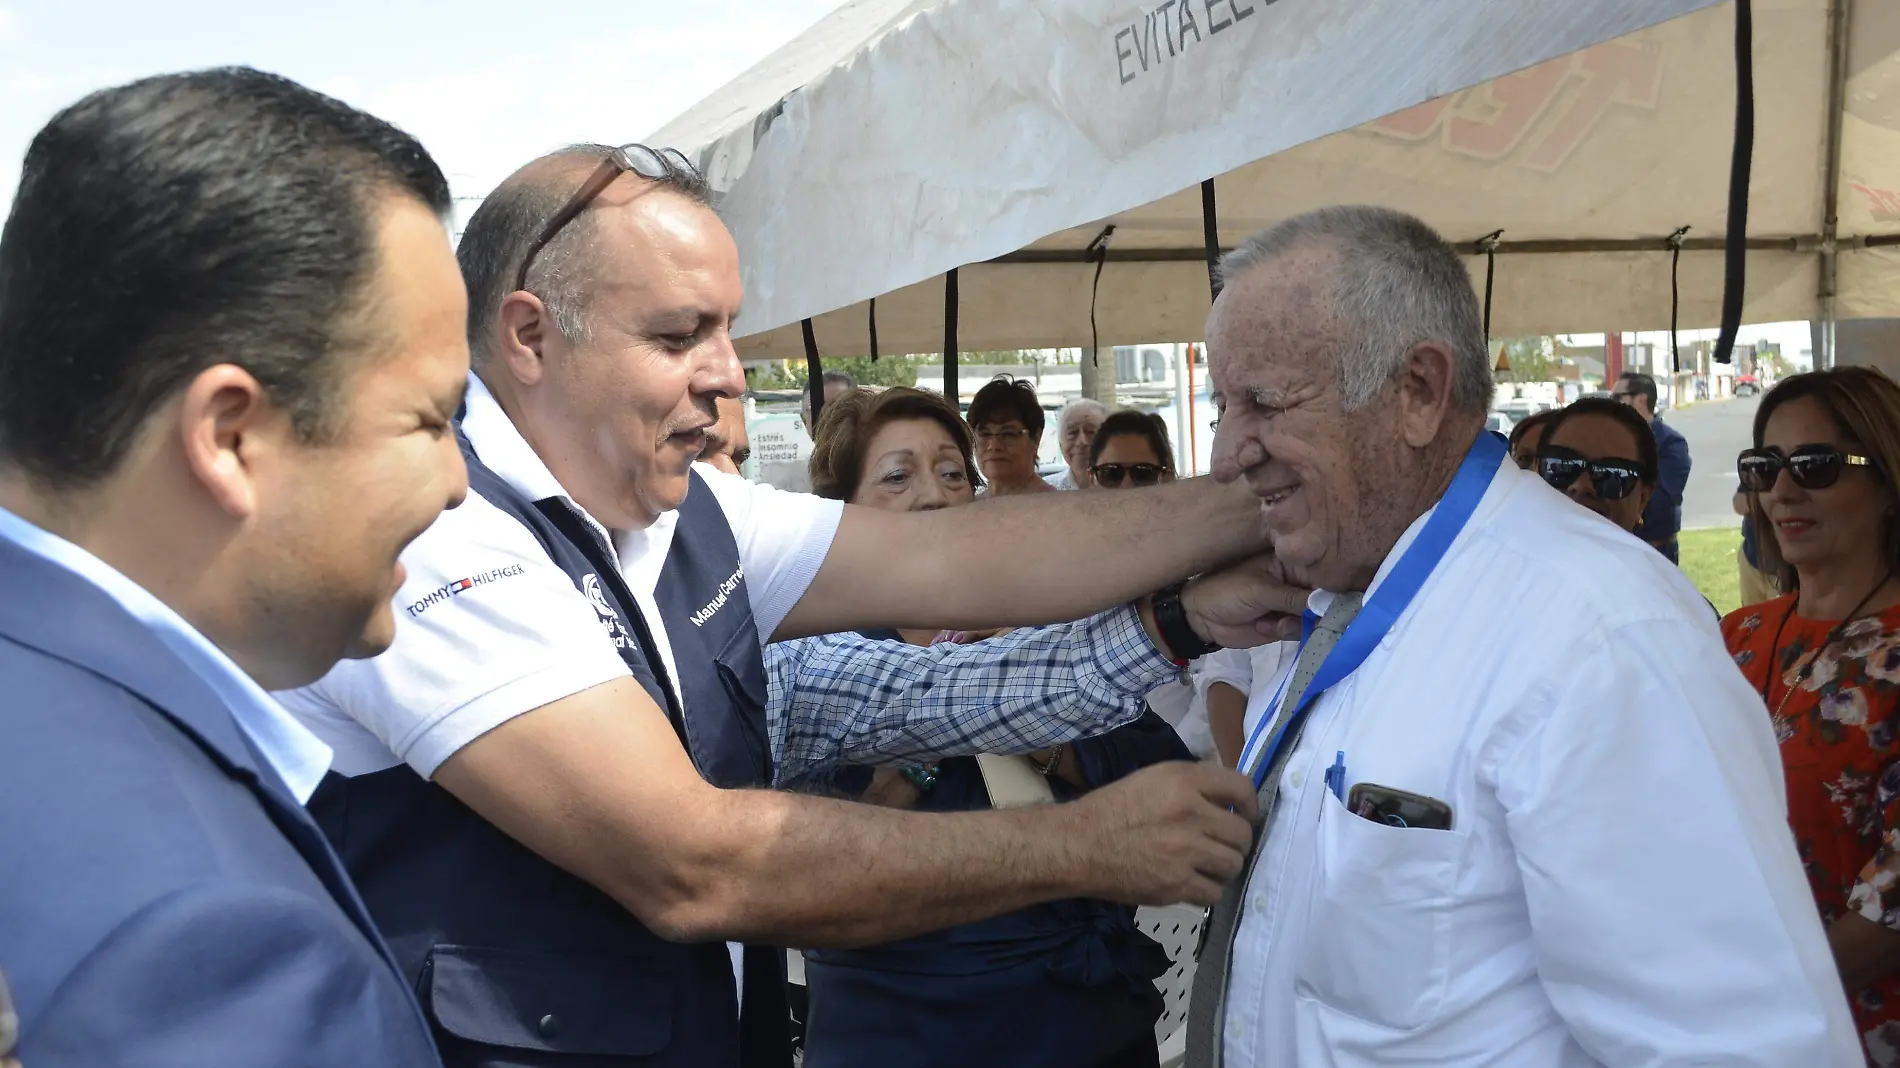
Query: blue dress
798 631 1190 1068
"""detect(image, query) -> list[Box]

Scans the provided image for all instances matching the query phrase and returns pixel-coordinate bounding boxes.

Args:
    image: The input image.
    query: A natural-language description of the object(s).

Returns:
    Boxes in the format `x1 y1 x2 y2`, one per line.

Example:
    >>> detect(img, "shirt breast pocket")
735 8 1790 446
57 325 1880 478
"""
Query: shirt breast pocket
1293 788 1465 1031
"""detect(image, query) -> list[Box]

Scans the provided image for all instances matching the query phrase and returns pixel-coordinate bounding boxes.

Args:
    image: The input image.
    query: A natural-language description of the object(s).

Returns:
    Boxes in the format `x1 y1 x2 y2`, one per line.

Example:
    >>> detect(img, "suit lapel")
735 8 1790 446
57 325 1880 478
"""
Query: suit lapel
0 538 406 979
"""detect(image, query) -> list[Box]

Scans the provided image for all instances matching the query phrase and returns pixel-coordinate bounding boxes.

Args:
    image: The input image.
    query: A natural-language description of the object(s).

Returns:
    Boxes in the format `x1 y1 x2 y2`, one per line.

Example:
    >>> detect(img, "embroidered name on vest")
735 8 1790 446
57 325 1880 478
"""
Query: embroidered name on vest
582 573 635 649
405 565 527 617
689 567 745 628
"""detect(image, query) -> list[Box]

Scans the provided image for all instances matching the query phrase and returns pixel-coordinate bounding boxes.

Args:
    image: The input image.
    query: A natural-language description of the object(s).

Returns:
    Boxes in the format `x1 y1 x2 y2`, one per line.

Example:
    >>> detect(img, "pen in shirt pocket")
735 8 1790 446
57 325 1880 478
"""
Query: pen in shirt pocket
1325 751 1347 802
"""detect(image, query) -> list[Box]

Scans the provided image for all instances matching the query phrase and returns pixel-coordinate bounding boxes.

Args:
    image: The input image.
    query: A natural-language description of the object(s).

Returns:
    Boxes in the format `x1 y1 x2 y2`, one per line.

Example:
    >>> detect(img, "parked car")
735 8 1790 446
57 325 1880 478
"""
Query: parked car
1485 411 1517 436
1735 374 1761 397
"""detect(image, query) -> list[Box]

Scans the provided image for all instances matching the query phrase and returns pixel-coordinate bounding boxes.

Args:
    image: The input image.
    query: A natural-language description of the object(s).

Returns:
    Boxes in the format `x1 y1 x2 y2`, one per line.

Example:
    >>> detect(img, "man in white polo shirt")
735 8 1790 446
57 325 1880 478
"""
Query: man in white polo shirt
278 145 1289 1068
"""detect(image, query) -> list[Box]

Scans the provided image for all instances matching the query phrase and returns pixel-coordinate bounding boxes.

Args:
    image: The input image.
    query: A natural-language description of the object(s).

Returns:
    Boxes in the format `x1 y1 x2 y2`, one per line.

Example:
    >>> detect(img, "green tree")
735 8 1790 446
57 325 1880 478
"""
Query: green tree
747 355 936 391
1497 337 1556 383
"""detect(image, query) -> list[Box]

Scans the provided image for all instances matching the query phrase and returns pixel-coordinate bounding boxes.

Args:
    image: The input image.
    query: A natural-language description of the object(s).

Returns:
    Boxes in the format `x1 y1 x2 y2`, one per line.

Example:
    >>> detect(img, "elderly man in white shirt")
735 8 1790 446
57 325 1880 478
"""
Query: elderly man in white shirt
1184 205 1860 1067
1048 397 1110 491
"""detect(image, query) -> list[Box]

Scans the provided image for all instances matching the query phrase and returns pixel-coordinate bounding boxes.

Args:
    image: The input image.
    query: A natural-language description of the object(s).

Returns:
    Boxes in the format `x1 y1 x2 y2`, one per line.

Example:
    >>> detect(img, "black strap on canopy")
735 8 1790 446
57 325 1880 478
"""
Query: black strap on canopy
1201 179 1222 301
1714 0 1755 364
943 268 959 404
1085 225 1116 365
868 298 879 362
1476 230 1504 347
1668 226 1691 373
801 318 824 428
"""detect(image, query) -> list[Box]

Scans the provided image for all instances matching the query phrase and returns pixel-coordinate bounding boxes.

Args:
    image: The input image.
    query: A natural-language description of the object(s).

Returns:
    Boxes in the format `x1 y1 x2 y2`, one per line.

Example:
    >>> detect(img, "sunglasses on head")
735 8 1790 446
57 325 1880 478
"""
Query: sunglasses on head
1537 445 1647 501
513 144 702 293
1092 462 1165 488
1737 445 1874 492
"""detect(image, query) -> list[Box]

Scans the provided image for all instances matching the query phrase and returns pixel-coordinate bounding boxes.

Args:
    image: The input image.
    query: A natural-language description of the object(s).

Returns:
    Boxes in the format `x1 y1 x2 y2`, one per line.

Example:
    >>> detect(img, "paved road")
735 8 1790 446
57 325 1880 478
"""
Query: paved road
1661 394 1760 531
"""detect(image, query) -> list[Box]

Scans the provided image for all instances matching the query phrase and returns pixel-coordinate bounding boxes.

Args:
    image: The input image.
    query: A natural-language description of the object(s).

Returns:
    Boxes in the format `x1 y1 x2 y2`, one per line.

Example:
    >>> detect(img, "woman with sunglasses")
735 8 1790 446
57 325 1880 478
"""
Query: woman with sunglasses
1090 409 1176 490
1721 367 1900 1065
790 388 1191 1068
1532 398 1658 536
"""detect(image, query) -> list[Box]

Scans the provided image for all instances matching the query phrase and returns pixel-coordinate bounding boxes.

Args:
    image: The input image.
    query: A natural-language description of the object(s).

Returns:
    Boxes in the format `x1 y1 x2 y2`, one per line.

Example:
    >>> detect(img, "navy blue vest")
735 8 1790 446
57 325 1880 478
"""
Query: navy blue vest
308 429 786 1068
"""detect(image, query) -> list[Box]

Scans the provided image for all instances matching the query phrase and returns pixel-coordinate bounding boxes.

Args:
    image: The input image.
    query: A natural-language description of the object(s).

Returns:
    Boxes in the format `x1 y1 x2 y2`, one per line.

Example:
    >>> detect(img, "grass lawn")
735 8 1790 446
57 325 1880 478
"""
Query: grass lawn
1680 527 1744 617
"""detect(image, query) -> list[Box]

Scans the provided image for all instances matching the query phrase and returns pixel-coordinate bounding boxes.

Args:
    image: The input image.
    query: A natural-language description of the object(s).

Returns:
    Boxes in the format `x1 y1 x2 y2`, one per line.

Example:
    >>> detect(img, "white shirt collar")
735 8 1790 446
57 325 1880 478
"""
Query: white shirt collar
0 504 333 803
1307 453 1517 618
461 373 627 564
460 373 570 504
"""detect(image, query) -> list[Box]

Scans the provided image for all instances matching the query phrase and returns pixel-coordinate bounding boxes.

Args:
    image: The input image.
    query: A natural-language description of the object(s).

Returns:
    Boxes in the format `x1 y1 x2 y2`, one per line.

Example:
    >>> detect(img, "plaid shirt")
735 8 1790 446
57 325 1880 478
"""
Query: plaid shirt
767 603 1178 787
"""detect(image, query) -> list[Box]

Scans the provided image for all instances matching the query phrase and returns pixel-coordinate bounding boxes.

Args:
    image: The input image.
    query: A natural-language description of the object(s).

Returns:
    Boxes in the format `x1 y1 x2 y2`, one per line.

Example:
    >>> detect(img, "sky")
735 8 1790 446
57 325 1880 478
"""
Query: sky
0 0 836 211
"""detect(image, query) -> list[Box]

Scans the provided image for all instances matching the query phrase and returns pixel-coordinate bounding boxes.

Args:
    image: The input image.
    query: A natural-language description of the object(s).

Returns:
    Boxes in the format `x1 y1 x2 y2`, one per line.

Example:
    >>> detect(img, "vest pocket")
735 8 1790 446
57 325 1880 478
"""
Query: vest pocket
422 944 674 1056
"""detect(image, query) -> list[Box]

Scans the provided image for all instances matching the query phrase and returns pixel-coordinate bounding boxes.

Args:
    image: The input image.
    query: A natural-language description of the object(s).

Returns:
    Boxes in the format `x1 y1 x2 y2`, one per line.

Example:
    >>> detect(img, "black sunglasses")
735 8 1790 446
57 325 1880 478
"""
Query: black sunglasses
1093 462 1165 488
513 144 701 293
1738 445 1874 492
1538 445 1648 501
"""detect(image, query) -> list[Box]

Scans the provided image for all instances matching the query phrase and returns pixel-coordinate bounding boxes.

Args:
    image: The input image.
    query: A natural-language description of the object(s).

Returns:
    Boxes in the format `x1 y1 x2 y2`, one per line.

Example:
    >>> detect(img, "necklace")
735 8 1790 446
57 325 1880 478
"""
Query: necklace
1761 569 1895 718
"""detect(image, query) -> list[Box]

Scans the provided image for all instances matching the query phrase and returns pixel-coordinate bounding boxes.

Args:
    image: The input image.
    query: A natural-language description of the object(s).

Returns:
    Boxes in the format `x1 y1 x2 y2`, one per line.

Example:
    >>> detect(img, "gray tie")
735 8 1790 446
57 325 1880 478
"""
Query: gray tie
1185 592 1363 1068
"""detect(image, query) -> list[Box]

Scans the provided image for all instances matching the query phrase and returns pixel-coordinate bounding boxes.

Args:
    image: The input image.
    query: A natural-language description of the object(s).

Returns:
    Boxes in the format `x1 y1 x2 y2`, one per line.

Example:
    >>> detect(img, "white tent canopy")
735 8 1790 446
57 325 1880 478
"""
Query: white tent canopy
653 0 1900 364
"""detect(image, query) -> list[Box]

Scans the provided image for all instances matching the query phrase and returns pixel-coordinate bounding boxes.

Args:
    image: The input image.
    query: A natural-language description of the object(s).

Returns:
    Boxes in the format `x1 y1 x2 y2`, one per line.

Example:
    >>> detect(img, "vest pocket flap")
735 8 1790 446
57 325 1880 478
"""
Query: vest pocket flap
426 944 674 1056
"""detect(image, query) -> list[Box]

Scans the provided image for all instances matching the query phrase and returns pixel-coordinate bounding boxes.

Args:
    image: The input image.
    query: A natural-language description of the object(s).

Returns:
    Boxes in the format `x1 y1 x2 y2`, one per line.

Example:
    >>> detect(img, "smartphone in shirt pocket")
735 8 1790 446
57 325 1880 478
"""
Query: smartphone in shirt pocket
1348 782 1454 831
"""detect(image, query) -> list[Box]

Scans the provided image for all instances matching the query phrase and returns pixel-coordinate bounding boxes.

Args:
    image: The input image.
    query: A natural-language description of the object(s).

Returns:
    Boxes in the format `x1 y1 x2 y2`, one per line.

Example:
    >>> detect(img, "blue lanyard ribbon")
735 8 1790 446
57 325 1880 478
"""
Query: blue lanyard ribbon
1239 432 1508 792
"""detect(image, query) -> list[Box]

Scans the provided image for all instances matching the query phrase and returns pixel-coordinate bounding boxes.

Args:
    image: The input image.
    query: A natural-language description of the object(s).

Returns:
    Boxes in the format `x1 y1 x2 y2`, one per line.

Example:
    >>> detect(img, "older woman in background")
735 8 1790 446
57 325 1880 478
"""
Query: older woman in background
792 388 1188 1068
1722 368 1900 1064
968 375 1058 496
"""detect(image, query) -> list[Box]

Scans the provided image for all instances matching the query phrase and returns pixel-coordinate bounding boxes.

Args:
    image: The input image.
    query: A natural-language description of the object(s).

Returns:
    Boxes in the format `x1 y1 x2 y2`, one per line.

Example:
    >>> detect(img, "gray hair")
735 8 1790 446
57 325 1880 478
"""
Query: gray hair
1057 397 1110 432
1217 205 1492 414
457 144 712 366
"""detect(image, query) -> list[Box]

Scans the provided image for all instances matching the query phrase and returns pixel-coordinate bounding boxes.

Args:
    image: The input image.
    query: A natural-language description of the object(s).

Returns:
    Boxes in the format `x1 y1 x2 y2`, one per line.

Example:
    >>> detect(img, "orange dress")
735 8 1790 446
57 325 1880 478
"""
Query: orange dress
1724 595 1900 1064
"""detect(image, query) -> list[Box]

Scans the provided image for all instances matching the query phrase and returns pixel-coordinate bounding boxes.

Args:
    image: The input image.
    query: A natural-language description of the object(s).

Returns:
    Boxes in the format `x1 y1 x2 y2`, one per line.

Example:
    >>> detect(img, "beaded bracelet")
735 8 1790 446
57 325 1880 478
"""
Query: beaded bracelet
899 764 941 793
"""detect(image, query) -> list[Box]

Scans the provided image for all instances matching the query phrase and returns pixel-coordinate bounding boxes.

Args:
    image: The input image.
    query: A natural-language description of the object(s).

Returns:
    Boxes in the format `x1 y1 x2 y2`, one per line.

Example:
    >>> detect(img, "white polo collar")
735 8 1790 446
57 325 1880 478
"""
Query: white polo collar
460 374 572 504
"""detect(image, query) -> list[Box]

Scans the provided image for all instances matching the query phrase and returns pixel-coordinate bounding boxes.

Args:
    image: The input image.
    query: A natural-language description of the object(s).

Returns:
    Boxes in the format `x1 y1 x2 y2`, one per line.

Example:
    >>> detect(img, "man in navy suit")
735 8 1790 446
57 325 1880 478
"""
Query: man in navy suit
0 68 471 1064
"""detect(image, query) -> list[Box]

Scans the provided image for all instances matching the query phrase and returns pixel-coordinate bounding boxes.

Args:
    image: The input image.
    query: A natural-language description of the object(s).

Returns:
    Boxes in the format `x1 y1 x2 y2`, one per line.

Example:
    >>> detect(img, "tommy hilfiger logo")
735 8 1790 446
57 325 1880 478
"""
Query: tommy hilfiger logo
689 567 745 628
405 565 527 617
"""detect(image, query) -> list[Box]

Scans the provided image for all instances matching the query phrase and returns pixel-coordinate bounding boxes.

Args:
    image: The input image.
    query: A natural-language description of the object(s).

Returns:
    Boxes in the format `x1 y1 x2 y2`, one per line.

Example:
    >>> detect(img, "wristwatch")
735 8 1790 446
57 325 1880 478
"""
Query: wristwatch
1151 580 1221 661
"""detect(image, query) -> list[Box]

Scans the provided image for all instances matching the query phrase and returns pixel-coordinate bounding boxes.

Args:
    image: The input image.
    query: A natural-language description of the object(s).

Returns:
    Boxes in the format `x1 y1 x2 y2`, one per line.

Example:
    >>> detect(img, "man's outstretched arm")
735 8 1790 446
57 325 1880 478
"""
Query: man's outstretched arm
434 676 1258 949
777 475 1267 640
771 565 1310 784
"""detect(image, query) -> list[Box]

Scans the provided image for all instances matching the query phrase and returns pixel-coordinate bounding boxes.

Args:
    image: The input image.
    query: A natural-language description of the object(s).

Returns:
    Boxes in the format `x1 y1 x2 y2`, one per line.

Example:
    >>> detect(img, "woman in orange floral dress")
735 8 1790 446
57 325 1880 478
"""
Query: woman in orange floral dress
1724 368 1900 1065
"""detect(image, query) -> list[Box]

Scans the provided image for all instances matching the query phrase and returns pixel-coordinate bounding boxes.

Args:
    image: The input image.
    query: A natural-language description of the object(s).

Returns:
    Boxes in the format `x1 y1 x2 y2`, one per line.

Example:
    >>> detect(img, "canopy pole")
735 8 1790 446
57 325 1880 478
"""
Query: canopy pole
1476 231 1503 347
1201 179 1222 301
1714 0 1755 365
1668 226 1691 374
801 318 826 428
1818 0 1852 369
868 298 880 362
943 269 959 404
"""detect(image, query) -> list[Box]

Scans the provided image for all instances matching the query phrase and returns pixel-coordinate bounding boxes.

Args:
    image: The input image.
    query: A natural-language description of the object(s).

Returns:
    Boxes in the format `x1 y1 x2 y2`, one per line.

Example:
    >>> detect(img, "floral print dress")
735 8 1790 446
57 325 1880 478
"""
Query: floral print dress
1724 595 1900 1064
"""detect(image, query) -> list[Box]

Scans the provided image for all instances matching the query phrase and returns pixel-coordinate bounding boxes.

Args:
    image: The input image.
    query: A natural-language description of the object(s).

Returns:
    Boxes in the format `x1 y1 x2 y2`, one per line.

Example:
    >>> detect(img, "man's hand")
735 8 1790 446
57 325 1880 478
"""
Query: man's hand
1183 554 1311 647
1061 761 1259 906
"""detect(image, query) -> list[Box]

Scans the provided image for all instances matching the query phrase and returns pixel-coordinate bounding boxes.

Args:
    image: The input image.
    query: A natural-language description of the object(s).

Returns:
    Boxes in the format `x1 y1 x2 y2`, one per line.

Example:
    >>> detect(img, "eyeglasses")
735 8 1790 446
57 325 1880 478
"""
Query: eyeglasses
512 144 702 293
1738 445 1874 492
1092 462 1165 488
1538 446 1647 500
976 426 1032 443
